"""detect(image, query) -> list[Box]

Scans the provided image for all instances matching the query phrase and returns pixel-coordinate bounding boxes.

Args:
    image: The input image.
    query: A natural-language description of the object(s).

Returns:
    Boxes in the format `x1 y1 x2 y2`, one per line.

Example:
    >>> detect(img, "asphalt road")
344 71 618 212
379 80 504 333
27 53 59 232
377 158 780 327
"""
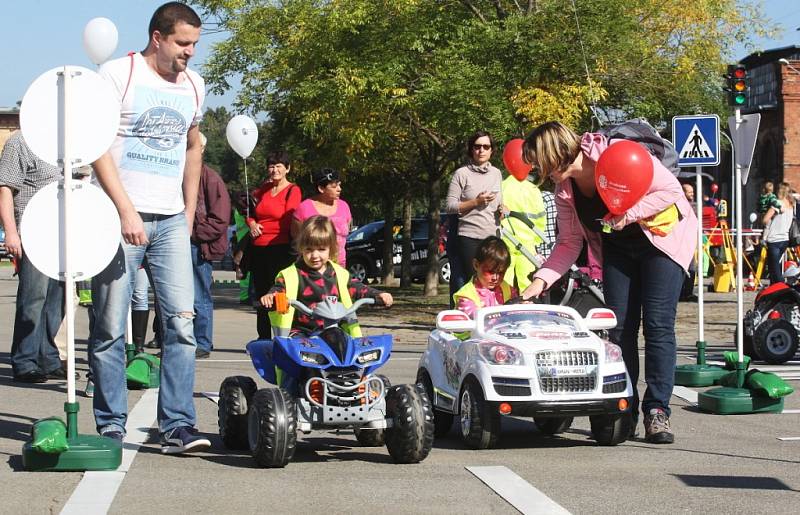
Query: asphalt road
1 266 799 514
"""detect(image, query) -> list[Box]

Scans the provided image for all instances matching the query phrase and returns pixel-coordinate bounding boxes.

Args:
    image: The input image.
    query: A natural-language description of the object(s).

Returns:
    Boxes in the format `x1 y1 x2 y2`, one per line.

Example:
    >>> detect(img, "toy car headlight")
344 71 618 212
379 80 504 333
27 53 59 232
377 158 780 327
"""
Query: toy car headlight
356 349 381 364
478 343 522 365
300 352 328 365
604 342 623 363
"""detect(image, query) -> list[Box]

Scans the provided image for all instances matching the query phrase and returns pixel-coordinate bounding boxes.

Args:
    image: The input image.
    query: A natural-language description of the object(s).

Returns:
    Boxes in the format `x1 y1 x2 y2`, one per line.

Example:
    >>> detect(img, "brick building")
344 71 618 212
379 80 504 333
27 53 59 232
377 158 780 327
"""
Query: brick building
0 107 20 154
738 46 800 215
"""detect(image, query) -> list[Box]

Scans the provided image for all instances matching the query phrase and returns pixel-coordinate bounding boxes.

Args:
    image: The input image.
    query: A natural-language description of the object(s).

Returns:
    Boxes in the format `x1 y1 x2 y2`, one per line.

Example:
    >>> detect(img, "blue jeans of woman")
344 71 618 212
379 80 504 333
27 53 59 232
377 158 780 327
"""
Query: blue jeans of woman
602 242 684 418
191 243 214 352
766 240 789 284
89 212 197 435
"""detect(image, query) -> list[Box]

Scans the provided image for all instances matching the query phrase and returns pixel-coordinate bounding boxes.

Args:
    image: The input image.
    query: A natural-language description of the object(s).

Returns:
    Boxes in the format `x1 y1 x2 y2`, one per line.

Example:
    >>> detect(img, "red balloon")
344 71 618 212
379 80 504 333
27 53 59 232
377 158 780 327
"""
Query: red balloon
710 183 719 193
595 140 654 215
502 138 532 181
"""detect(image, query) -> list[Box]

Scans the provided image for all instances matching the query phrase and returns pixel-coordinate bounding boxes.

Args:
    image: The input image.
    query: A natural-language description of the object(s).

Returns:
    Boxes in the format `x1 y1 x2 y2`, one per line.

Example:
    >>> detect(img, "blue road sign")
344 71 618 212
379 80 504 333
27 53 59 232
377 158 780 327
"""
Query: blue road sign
672 115 720 167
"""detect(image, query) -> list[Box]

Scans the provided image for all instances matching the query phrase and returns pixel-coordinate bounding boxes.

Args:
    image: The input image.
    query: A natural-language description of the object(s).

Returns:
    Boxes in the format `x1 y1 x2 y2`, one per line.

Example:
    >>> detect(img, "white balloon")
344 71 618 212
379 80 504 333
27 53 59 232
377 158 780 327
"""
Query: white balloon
83 17 118 65
226 115 259 159
749 212 758 224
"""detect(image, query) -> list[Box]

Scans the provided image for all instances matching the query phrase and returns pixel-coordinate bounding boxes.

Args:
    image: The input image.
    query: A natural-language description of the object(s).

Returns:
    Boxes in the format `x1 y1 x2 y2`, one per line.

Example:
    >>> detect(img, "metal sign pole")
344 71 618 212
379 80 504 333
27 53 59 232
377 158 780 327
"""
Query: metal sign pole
734 108 745 388
696 166 704 348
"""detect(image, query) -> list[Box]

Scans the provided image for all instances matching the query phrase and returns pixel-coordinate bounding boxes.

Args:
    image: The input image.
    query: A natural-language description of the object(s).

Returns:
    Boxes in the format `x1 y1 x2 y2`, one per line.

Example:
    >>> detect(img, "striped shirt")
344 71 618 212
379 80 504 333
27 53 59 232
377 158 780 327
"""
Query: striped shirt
0 131 61 225
537 190 557 258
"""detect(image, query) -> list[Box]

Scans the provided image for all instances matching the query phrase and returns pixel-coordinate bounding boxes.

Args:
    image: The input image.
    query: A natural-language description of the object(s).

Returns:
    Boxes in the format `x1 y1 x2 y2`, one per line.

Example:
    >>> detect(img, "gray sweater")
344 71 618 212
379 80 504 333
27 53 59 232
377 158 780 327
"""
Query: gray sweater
446 163 503 240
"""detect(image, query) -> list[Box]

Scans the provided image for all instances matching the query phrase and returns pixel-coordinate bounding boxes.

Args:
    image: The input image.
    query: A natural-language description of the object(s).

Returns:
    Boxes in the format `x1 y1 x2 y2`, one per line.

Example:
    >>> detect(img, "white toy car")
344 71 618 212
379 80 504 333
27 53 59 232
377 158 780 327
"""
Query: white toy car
416 304 633 449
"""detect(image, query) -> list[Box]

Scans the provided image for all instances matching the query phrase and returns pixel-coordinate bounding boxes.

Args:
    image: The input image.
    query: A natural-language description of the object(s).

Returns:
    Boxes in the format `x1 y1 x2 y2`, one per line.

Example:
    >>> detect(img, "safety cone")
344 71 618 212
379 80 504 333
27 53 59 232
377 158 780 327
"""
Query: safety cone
744 273 756 291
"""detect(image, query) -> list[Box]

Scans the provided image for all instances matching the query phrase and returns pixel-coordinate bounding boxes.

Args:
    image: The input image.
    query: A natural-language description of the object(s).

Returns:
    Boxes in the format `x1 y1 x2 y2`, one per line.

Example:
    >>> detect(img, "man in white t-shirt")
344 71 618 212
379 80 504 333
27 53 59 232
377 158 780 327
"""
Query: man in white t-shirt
89 1 210 454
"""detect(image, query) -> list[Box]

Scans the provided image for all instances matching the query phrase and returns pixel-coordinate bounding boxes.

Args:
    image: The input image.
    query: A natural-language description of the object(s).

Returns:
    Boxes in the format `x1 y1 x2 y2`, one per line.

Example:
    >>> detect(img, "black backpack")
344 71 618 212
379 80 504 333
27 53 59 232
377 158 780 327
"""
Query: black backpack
598 118 680 176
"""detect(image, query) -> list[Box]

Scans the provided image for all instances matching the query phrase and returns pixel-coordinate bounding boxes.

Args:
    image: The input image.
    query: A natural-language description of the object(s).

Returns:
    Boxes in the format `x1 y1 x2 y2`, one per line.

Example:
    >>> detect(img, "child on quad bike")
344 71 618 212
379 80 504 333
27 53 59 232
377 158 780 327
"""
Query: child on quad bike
453 236 518 318
260 215 393 337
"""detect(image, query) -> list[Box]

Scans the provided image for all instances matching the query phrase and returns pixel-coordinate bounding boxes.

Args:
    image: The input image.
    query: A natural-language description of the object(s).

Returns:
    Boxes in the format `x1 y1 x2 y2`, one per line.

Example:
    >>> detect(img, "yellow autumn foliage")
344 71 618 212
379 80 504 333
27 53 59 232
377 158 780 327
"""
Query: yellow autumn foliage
511 82 609 129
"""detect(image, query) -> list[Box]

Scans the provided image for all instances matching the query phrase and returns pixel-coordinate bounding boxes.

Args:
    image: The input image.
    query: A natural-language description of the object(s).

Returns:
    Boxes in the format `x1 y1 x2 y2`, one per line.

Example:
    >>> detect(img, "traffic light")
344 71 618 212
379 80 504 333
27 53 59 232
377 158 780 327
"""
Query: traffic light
724 64 748 107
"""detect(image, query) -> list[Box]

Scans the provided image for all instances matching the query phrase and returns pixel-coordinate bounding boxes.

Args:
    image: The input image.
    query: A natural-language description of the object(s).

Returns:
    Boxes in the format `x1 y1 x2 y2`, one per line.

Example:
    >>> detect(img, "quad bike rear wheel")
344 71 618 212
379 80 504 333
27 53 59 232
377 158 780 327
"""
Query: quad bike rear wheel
354 375 391 446
248 387 297 468
385 384 434 463
754 318 799 365
218 375 257 450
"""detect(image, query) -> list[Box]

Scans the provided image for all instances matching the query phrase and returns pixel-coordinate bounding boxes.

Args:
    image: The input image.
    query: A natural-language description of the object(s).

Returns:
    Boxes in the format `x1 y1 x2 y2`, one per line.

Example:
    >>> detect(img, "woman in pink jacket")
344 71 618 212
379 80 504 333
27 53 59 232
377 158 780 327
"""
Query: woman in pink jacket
521 122 697 445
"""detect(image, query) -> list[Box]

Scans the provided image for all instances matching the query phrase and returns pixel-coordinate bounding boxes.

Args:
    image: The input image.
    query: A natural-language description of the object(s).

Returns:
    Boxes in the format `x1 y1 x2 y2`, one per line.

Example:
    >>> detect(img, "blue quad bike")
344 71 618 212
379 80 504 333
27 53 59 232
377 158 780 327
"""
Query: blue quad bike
217 297 434 468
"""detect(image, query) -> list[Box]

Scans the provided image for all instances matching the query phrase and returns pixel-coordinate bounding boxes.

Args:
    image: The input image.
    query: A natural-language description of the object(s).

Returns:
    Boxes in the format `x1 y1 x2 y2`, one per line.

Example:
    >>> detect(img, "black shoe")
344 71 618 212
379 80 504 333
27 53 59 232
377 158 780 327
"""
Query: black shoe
161 427 211 454
45 368 79 380
144 338 161 349
102 431 125 443
195 349 210 359
13 370 48 383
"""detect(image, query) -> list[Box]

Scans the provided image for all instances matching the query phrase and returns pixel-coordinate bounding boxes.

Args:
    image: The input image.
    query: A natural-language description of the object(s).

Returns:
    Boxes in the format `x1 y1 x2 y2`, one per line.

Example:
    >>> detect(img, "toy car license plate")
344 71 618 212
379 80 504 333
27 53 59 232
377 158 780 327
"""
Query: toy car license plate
543 365 592 377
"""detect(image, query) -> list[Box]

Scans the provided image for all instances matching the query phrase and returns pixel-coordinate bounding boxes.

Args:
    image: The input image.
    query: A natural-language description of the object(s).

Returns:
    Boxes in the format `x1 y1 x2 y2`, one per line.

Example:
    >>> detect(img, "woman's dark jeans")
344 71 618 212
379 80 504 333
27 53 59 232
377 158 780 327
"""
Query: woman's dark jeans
602 243 684 418
766 240 789 284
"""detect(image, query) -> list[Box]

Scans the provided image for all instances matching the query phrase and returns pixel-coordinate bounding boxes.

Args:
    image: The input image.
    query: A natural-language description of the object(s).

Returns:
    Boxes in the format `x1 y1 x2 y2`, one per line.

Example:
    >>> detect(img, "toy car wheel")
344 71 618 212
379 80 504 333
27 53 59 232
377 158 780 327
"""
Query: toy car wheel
589 414 631 446
218 375 257 450
248 387 297 468
754 319 799 365
416 370 454 437
354 375 391 446
459 380 500 450
533 417 573 435
385 384 434 463
438 257 450 284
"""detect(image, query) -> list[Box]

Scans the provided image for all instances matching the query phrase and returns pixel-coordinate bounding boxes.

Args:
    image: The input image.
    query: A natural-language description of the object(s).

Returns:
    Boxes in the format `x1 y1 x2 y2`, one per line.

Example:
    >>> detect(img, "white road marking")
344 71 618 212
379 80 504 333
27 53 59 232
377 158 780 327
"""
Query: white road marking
60 388 158 515
672 385 698 405
201 391 220 404
467 465 571 515
198 359 251 363
777 436 800 441
780 409 800 414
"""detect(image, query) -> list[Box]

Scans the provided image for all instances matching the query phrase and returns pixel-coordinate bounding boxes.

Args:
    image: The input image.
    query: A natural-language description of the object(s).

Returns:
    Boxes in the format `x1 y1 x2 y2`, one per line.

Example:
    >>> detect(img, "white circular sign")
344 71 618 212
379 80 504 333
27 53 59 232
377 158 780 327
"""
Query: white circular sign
20 65 119 167
20 182 121 281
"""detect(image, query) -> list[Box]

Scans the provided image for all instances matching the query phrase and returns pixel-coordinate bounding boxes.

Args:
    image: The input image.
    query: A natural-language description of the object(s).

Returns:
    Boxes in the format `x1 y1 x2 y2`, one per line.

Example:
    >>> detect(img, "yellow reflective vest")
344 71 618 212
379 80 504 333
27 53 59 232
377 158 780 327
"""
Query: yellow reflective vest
268 262 363 338
453 280 513 310
500 175 546 246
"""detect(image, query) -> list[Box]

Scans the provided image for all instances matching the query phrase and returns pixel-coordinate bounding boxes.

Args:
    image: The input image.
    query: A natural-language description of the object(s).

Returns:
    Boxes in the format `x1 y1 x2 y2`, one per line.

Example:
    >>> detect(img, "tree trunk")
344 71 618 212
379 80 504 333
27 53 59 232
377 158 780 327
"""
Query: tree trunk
380 193 395 285
400 190 413 287
424 167 443 296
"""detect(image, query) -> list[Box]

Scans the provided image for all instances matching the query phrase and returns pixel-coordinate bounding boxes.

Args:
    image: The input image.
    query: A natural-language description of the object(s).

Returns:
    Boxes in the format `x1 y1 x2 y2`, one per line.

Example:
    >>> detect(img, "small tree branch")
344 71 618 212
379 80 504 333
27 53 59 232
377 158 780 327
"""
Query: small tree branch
458 0 487 23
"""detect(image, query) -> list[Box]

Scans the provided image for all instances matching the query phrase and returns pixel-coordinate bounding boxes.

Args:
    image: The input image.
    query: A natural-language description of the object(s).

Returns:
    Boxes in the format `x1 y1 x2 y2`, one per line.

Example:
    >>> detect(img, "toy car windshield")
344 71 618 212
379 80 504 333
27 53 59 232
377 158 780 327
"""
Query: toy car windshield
482 310 578 339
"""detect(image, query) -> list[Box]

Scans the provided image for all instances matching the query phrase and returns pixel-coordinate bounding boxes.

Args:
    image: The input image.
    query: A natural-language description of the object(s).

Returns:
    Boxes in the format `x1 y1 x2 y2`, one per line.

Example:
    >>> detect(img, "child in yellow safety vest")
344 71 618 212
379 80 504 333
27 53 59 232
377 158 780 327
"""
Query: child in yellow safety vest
260 215 393 337
453 236 517 318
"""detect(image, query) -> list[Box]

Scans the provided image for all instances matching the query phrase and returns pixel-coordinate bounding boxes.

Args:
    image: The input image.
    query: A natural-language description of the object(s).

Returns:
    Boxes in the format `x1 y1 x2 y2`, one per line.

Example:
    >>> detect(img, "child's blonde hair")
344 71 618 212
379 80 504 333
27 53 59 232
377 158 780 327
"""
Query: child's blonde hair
522 121 581 185
296 215 339 262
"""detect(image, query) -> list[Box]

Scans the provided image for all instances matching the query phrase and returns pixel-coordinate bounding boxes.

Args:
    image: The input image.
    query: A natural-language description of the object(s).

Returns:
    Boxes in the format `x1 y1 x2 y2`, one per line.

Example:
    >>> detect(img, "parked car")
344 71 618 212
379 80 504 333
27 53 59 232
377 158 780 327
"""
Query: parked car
0 226 7 259
346 217 449 284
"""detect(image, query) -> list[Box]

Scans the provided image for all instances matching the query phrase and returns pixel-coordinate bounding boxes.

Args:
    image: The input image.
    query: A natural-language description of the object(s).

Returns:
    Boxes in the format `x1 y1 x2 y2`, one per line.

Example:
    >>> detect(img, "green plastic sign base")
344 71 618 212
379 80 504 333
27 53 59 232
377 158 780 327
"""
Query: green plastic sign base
674 364 728 387
22 434 122 471
698 387 784 415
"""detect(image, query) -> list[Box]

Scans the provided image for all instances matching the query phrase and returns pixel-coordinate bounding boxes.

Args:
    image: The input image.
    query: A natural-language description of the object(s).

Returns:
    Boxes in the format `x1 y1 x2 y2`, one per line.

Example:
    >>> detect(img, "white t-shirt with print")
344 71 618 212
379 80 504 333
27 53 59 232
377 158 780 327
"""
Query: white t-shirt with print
99 52 205 215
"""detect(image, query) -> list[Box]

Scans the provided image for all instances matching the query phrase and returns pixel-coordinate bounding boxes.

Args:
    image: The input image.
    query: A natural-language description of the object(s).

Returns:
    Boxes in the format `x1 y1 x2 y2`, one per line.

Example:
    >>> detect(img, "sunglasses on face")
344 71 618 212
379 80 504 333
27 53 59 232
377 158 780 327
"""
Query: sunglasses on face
472 144 492 151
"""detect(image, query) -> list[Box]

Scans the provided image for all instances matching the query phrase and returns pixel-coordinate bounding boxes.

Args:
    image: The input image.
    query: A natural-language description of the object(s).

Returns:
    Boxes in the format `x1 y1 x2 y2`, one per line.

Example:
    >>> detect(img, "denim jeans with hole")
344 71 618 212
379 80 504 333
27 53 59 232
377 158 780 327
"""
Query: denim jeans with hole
191 243 214 352
90 213 197 435
602 242 684 418
11 254 64 375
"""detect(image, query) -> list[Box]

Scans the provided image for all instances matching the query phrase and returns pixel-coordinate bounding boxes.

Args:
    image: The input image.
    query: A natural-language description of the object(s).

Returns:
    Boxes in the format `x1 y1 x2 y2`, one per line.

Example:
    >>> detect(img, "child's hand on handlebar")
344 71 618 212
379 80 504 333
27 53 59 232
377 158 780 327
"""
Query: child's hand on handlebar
260 293 275 308
378 292 394 308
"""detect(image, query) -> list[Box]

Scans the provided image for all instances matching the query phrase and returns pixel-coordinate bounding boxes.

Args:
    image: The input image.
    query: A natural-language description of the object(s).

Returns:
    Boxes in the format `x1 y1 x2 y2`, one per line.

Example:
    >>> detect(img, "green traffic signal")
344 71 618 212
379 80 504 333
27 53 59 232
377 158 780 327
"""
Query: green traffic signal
725 63 748 107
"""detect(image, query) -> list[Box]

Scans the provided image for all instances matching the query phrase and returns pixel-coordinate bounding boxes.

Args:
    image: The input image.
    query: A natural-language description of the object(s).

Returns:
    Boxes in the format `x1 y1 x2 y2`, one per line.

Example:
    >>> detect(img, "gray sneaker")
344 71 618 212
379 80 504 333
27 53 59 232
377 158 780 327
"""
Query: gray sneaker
644 408 674 444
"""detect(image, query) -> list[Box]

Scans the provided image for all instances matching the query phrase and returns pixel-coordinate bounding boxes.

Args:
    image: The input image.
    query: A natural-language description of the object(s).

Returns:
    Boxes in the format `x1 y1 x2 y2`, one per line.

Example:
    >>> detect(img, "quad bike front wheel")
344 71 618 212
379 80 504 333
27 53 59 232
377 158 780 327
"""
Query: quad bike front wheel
590 414 631 446
385 384 434 463
248 387 297 468
459 380 500 450
218 375 257 450
754 318 799 365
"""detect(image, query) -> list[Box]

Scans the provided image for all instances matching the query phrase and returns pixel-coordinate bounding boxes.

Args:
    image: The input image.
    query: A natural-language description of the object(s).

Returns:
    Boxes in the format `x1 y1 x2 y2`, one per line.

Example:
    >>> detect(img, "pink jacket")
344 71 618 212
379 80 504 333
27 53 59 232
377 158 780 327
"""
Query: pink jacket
533 133 698 288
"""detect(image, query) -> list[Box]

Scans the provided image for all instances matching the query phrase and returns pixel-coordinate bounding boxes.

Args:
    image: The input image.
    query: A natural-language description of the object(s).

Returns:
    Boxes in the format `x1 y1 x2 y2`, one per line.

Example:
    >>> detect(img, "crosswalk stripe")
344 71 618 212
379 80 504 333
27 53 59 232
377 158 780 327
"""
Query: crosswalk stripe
467 465 571 515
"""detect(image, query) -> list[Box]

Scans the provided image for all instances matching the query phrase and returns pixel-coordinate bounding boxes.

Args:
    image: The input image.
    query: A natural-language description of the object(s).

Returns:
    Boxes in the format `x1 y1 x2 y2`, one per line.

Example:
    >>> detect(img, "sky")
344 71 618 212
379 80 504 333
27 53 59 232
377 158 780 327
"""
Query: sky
0 1 798 111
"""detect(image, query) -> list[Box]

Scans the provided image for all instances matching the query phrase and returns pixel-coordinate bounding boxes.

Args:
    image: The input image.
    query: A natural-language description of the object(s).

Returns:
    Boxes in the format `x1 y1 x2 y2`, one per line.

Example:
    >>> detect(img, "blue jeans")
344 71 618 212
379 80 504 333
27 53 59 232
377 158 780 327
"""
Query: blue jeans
131 265 150 311
191 243 214 352
90 212 197 435
766 241 789 284
11 254 64 375
602 243 684 417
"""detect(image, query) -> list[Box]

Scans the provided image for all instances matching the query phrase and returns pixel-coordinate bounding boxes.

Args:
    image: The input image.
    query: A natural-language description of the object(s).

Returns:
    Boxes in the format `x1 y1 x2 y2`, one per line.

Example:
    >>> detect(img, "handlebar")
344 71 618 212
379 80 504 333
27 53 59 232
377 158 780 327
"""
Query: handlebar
288 297 375 319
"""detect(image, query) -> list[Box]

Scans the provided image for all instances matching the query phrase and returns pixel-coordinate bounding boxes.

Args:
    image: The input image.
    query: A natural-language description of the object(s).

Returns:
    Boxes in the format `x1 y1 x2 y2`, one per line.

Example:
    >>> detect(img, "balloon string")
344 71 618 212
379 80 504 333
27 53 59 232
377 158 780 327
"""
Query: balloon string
243 158 250 220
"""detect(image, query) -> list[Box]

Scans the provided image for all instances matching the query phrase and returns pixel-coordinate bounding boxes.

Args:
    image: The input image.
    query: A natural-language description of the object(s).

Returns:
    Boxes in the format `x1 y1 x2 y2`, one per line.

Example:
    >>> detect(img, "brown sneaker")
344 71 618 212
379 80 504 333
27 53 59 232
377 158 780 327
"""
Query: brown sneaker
644 408 674 444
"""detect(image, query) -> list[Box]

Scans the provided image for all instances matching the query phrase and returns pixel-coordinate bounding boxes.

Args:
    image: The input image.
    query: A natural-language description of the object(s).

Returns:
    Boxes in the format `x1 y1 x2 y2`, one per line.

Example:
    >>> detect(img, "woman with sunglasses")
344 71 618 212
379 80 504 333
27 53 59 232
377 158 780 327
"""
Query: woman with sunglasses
520 121 697 445
445 131 504 300
292 167 352 267
247 150 302 339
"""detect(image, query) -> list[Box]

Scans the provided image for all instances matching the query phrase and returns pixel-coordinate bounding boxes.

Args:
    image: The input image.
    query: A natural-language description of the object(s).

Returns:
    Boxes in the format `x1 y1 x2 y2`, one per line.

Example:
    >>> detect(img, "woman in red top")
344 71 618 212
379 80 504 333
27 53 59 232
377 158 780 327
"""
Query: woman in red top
247 150 302 338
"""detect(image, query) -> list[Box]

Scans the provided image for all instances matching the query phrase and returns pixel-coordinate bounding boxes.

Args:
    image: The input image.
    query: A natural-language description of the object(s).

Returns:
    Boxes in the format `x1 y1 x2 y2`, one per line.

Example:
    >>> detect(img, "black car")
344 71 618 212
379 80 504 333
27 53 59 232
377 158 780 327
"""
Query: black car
346 217 449 284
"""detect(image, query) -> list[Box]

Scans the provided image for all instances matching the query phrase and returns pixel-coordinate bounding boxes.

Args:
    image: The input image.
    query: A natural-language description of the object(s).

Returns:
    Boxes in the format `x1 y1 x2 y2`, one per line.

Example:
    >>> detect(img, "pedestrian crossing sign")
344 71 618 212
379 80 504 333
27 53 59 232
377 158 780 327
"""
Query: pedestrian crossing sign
672 114 720 167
